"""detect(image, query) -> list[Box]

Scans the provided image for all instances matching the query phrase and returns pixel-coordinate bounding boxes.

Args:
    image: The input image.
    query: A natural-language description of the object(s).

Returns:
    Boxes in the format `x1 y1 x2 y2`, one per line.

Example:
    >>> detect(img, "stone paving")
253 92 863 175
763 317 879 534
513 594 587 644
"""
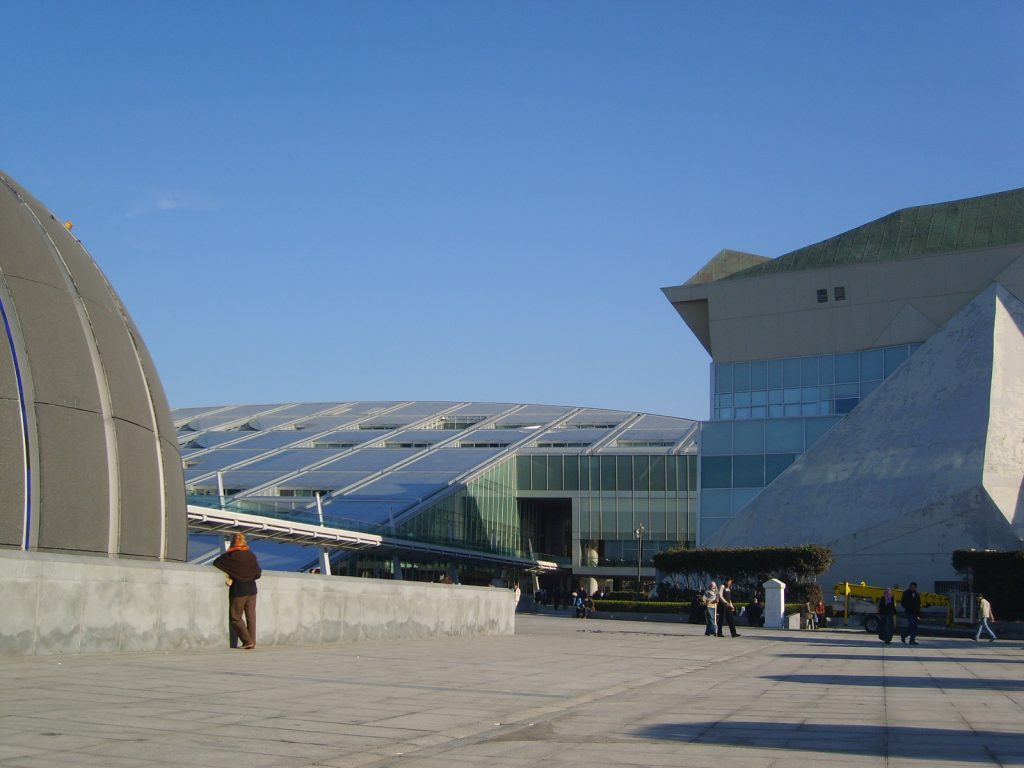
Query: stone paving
0 614 1021 767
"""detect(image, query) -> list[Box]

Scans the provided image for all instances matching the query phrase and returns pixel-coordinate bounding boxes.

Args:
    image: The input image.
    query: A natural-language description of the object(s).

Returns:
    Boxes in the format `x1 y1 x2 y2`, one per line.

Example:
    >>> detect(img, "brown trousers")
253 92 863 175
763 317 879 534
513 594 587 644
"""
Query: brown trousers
229 594 257 647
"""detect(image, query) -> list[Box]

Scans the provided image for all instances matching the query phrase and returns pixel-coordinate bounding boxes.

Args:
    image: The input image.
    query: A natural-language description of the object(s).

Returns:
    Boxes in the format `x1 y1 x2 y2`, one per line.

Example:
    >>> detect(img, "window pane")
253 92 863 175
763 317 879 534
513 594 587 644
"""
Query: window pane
835 353 858 383
835 382 859 398
801 356 818 385
616 456 632 491
750 360 767 390
783 357 801 387
595 456 614 491
733 420 764 454
835 398 858 414
733 362 750 392
733 455 764 488
531 455 547 490
632 455 650 493
546 455 563 491
819 355 834 384
701 456 732 488
717 364 733 393
884 346 909 376
765 419 803 452
564 456 579 490
765 453 796 484
650 456 666 492
701 421 732 454
861 349 883 380
767 359 783 389
516 456 531 488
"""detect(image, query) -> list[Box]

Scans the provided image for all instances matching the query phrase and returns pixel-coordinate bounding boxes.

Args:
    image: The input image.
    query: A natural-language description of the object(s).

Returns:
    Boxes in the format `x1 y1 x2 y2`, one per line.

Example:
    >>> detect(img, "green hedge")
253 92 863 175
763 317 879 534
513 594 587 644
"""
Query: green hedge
594 600 688 614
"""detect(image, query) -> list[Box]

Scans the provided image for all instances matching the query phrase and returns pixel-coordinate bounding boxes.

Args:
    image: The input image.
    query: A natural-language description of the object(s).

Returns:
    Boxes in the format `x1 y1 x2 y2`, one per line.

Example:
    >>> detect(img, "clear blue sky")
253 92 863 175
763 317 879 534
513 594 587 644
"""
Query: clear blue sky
4 2 1023 419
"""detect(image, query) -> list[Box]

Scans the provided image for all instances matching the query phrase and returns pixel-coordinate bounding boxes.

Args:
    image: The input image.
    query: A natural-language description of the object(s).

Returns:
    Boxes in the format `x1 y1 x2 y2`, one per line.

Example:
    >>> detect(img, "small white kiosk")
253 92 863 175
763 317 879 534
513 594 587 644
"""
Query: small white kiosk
763 578 786 629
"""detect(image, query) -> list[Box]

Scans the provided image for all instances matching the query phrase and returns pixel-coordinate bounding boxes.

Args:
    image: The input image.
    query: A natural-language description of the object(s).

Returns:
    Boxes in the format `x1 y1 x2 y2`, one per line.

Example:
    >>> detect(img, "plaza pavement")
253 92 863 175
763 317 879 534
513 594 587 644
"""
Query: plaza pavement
0 613 1021 768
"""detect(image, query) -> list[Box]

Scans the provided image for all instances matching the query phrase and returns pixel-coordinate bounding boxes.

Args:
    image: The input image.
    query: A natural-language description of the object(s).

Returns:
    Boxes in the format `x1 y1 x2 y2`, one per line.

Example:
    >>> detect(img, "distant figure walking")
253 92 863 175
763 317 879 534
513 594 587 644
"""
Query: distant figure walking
900 582 922 644
213 533 262 649
703 581 719 636
877 588 897 643
716 578 740 638
974 594 997 642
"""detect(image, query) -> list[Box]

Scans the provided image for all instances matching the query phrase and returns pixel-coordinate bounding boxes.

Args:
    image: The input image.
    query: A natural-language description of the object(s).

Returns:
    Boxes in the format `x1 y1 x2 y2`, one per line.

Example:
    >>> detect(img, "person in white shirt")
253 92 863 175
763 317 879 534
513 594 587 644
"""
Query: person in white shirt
703 581 719 636
974 594 997 642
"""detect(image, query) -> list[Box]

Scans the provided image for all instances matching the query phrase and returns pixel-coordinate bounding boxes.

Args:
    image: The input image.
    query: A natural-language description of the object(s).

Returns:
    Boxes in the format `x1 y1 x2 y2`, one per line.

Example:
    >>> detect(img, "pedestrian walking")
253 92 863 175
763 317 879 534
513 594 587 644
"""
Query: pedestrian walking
877 588 897 643
716 578 741 637
703 581 719 636
974 594 997 642
900 582 922 644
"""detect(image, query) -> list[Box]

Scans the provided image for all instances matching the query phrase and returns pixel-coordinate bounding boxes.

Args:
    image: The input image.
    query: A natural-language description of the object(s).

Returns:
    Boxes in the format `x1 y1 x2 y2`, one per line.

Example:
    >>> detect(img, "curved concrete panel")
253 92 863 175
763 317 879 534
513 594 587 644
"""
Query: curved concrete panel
0 170 186 560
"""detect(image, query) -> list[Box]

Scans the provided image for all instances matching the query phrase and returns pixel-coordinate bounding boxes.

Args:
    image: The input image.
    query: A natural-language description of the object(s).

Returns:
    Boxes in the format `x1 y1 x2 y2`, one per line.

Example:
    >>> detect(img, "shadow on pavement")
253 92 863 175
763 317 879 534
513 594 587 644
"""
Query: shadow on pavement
779 652 1024 664
761 674 1024 691
635 721 1023 762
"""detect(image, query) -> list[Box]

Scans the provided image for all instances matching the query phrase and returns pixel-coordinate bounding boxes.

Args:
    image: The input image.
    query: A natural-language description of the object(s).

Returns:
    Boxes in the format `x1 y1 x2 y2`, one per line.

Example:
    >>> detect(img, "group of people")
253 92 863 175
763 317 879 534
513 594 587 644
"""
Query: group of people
877 582 999 644
701 578 742 638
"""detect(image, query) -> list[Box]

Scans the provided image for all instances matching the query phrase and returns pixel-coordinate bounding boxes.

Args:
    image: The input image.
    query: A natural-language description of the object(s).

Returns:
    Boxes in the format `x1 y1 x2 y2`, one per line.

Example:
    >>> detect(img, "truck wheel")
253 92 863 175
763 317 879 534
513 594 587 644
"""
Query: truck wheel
863 615 880 634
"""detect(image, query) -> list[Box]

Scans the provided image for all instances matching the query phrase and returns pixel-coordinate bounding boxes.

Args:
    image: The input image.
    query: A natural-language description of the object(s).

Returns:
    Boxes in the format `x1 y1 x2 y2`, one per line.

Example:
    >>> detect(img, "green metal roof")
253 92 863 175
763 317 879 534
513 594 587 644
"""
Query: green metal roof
726 187 1024 280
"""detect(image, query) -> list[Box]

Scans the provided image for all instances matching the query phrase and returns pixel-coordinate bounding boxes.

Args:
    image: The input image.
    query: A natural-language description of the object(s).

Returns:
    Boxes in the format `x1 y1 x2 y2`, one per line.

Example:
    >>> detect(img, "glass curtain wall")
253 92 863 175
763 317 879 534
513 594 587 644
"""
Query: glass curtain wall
713 343 921 420
399 453 698 563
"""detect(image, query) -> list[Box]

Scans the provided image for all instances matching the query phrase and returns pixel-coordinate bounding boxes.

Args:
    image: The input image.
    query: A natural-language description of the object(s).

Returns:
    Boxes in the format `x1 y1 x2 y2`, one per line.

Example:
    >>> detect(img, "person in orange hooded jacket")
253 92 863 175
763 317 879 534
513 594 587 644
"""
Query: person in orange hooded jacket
213 533 262 649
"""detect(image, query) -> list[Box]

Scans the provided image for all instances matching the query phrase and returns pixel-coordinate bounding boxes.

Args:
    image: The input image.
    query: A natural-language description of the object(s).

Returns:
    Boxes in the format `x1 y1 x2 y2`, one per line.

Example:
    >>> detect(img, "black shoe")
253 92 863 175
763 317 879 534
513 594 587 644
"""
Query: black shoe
900 635 906 643
909 640 919 645
732 634 741 638
990 637 996 642
716 633 723 637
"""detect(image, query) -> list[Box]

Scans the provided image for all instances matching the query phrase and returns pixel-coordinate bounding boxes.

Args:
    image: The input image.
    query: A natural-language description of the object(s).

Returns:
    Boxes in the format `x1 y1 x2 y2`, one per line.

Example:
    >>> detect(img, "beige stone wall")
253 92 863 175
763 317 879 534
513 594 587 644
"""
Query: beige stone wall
0 550 515 656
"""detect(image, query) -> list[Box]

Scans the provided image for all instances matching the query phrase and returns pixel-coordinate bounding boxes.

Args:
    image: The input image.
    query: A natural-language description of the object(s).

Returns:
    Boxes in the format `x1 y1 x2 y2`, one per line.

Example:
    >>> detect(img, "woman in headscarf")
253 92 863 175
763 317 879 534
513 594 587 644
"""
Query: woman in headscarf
213 533 262 649
703 581 719 636
877 588 897 643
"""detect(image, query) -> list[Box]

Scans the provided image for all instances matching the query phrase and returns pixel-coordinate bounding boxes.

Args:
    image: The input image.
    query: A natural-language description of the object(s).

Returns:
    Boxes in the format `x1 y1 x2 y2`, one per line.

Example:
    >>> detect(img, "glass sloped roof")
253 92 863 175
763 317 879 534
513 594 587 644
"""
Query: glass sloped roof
318 448 422 472
176 401 698 526
176 404 281 431
202 430 325 450
233 448 354 473
275 470 372 490
183 449 267 473
188 470 289 491
324 471 454 502
400 447 505 473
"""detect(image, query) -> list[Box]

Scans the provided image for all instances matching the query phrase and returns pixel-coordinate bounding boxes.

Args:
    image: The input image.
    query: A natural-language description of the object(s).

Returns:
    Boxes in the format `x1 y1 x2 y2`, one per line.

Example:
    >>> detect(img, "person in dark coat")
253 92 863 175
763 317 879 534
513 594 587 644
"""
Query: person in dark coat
213 533 262 649
716 578 741 638
877 588 897 643
900 582 922 644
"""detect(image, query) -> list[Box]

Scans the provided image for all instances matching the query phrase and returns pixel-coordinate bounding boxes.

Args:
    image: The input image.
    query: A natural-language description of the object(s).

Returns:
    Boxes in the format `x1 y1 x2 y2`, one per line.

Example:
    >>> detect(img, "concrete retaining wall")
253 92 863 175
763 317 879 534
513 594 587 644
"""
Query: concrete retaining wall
0 550 515 656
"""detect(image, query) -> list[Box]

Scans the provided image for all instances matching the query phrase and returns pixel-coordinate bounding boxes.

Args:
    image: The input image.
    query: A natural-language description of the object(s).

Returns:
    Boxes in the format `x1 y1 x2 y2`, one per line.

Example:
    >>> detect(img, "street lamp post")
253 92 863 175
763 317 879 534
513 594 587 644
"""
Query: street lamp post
634 524 645 600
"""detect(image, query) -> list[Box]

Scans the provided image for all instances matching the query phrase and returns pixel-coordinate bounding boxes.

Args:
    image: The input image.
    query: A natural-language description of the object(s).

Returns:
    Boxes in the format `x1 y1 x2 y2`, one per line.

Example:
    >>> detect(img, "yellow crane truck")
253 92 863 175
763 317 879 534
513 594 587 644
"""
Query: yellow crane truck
833 582 953 633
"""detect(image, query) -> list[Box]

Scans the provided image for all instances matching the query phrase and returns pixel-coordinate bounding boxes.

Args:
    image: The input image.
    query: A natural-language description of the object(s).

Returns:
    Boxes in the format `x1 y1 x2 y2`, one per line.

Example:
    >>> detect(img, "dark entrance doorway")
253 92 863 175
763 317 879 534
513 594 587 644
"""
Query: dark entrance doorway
518 497 572 597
